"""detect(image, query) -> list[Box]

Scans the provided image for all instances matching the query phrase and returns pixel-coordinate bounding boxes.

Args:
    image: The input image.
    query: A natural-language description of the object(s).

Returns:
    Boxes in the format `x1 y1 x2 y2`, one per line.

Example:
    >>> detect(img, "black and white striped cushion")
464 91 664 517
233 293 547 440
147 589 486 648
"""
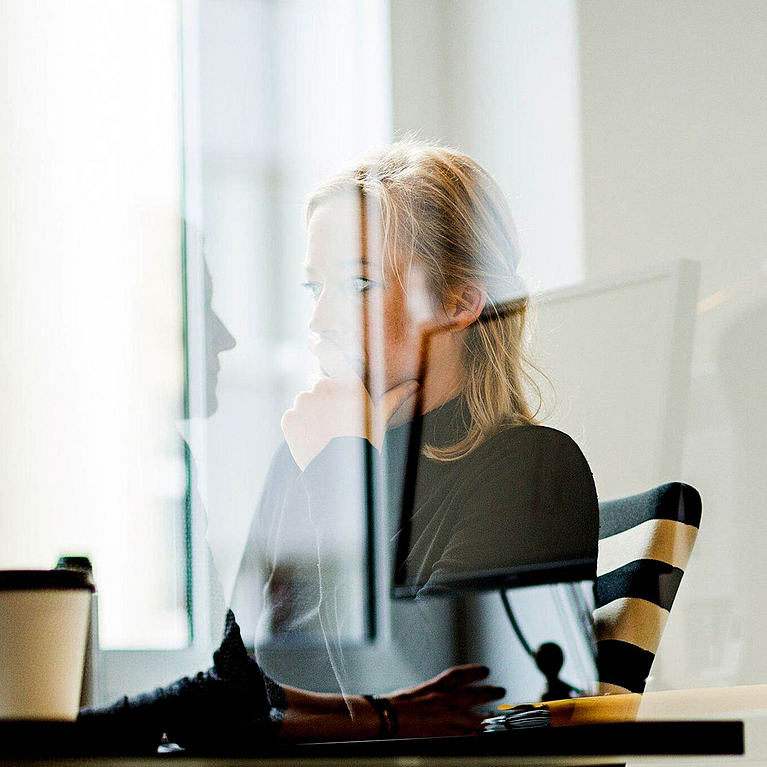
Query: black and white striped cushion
595 482 702 694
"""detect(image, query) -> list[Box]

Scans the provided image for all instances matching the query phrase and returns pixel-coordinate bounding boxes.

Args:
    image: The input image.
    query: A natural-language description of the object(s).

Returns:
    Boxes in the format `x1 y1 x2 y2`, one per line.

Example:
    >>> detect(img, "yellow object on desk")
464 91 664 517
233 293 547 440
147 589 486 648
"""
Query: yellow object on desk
499 694 641 726
498 684 767 727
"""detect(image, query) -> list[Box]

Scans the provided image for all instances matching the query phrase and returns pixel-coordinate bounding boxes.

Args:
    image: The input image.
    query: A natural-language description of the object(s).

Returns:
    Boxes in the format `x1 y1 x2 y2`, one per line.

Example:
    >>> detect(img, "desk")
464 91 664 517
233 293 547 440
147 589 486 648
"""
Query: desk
0 720 744 766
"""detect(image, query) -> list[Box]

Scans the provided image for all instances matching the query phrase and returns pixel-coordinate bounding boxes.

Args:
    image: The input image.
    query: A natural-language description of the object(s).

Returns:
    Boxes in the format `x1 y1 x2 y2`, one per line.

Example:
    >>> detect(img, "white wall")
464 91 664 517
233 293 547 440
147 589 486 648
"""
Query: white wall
579 0 767 693
391 0 583 293
0 0 188 650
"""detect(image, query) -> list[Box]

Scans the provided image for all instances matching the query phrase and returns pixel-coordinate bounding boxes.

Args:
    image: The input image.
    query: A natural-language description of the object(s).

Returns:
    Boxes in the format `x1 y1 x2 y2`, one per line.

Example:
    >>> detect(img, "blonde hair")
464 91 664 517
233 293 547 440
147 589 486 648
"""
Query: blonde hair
307 139 541 460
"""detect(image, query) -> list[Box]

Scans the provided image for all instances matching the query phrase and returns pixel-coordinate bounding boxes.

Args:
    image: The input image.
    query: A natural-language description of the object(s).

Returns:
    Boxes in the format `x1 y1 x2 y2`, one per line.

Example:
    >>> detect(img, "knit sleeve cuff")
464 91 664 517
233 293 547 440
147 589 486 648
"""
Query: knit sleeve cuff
262 672 288 736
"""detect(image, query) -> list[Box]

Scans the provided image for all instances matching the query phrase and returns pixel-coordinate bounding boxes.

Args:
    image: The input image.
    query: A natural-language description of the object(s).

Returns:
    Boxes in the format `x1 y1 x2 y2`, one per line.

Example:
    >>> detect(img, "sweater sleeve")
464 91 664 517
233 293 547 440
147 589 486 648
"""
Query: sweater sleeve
299 436 370 527
76 610 285 755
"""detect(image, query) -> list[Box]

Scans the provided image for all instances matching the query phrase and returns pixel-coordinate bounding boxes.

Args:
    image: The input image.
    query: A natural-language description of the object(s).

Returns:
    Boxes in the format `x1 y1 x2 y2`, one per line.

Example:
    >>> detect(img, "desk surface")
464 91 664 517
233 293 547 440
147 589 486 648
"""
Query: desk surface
0 720 745 766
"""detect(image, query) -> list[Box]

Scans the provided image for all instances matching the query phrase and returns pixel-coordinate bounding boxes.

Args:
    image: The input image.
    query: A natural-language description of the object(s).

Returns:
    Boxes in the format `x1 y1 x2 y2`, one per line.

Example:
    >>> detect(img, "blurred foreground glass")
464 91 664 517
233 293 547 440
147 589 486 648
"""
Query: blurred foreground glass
195 0 391 652
0 1 188 648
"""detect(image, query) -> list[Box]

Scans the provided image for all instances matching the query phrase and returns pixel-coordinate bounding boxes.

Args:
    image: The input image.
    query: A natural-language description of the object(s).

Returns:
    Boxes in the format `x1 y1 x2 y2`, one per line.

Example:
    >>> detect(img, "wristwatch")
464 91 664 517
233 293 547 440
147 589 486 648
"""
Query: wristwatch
362 695 400 738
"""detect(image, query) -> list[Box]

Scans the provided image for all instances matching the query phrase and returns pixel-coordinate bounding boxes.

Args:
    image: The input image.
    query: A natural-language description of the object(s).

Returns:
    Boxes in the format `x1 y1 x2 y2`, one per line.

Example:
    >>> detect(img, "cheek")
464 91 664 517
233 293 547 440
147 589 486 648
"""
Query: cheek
379 291 424 380
364 272 435 387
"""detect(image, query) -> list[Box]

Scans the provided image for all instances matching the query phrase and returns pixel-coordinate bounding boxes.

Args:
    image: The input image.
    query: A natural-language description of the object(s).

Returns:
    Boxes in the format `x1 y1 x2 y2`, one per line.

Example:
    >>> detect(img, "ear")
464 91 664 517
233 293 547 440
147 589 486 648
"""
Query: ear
443 284 486 330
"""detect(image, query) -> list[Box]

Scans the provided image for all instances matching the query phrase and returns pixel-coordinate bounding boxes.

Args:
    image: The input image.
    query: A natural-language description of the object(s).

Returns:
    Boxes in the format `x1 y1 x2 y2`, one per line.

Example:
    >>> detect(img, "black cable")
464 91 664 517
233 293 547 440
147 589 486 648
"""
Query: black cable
566 582 597 654
499 589 536 660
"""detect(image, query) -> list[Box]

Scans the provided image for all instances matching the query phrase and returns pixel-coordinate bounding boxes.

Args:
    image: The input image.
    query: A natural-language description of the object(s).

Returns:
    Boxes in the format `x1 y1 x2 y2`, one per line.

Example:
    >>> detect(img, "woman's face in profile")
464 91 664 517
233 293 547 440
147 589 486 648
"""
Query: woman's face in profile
303 194 435 397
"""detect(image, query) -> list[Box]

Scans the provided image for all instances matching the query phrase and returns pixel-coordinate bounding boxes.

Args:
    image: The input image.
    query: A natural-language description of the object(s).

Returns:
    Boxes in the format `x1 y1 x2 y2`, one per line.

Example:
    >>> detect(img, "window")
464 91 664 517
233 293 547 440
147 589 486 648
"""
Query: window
187 0 392 653
0 0 188 652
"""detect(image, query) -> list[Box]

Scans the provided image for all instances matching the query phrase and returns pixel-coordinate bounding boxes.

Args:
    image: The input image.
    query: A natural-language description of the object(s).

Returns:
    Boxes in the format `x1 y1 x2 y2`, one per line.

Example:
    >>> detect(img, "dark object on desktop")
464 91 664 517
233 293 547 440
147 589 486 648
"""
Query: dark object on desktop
0 719 745 760
483 704 551 732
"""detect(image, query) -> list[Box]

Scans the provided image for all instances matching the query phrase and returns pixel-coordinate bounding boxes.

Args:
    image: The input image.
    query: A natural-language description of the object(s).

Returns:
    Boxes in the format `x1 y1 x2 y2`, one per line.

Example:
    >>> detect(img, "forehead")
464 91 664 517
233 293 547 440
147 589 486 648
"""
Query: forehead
306 193 385 270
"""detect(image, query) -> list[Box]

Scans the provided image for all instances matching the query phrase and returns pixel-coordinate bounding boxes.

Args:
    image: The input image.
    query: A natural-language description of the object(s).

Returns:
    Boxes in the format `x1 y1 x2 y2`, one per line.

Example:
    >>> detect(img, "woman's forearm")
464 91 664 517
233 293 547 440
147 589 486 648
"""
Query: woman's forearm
278 686 379 741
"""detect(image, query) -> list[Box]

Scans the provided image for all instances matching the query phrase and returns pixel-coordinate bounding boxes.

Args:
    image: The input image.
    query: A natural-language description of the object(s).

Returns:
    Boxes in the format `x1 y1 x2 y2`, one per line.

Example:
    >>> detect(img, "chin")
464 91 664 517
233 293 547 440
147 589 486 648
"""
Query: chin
381 375 414 396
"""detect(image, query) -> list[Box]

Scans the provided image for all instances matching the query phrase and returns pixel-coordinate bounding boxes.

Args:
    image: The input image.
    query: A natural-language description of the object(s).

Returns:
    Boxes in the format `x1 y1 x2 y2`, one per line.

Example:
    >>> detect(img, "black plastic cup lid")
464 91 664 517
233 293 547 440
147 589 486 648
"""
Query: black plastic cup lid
0 569 95 592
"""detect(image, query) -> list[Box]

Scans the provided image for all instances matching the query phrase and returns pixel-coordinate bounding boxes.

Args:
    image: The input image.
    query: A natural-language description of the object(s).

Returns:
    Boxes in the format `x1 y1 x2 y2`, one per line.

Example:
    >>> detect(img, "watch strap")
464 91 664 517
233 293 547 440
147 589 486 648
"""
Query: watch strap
362 694 400 738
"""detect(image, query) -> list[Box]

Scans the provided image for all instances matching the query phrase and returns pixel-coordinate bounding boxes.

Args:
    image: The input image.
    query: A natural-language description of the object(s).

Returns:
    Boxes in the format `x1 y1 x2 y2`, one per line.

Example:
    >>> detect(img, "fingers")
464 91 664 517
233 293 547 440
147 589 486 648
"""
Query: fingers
378 379 419 424
452 713 487 731
427 664 491 692
436 713 487 736
307 372 324 389
399 711 486 739
450 684 507 709
308 337 359 380
390 674 502 739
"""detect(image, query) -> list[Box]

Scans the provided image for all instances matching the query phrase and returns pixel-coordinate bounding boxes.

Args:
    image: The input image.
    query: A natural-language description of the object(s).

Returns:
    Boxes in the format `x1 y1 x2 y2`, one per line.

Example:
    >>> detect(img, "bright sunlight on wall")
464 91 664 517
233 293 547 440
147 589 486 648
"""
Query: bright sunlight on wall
0 1 187 649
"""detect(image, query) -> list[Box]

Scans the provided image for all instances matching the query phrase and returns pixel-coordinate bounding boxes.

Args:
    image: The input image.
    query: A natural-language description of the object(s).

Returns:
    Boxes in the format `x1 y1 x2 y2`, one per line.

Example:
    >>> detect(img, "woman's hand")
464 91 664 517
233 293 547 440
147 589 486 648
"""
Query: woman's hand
279 665 504 742
384 664 506 738
281 338 419 470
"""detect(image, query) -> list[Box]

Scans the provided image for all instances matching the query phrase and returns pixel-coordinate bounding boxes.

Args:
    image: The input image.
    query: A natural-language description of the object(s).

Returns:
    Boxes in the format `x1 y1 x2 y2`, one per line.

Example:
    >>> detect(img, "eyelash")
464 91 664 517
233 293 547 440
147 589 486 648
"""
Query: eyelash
301 277 380 299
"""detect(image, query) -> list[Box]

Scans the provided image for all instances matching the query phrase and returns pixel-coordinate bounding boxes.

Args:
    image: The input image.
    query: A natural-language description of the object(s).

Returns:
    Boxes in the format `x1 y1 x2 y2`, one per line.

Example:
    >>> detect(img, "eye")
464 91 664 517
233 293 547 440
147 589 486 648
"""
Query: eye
301 281 322 300
346 276 379 295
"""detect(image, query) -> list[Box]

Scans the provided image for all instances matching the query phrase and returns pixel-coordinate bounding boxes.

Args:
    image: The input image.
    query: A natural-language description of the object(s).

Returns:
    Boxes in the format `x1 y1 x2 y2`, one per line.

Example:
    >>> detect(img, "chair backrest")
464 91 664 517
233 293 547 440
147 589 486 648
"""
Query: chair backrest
595 482 702 694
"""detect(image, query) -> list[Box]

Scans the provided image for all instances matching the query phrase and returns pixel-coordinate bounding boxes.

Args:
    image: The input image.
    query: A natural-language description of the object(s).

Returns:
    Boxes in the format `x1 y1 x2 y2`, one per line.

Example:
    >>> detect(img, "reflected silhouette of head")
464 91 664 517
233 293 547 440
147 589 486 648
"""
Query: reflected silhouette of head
204 261 236 416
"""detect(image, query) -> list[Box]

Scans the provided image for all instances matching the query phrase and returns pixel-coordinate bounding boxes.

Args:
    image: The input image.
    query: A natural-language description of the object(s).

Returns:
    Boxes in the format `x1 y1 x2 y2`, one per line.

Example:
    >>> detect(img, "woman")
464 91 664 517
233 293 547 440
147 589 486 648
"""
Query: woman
80 140 597 753
234 140 598 734
248 139 598 607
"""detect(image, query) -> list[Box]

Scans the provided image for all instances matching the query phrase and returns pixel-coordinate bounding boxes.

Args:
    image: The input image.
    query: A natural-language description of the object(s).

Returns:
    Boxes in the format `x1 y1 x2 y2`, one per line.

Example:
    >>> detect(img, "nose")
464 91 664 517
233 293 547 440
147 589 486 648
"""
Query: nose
308 289 347 337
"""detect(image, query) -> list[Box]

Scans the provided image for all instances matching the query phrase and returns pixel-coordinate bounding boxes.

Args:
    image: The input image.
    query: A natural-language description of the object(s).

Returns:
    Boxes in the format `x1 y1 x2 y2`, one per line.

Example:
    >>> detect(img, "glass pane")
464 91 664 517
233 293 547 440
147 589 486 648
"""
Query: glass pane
0 0 187 649
189 0 391 664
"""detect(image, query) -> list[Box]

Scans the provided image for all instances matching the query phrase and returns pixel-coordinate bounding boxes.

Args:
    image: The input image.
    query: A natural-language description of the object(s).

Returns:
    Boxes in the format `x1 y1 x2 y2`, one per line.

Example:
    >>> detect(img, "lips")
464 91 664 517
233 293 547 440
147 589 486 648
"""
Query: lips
309 336 366 375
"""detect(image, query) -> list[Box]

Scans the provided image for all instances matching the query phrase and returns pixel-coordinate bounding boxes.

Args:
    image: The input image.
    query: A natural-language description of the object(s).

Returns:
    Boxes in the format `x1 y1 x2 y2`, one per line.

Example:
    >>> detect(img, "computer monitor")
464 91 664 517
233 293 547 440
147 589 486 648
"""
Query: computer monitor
390 259 699 600
528 259 699 502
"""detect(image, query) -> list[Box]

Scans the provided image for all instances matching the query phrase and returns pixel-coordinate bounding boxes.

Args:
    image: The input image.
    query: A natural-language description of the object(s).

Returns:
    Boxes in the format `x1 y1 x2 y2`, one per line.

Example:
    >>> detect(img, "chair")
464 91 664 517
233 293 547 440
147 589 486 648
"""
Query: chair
595 482 702 695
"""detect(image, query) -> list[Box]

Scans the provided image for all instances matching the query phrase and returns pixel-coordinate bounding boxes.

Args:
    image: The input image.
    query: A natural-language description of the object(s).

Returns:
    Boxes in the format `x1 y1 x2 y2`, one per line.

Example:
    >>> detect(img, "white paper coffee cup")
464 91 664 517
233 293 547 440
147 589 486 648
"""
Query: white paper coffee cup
0 569 93 721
